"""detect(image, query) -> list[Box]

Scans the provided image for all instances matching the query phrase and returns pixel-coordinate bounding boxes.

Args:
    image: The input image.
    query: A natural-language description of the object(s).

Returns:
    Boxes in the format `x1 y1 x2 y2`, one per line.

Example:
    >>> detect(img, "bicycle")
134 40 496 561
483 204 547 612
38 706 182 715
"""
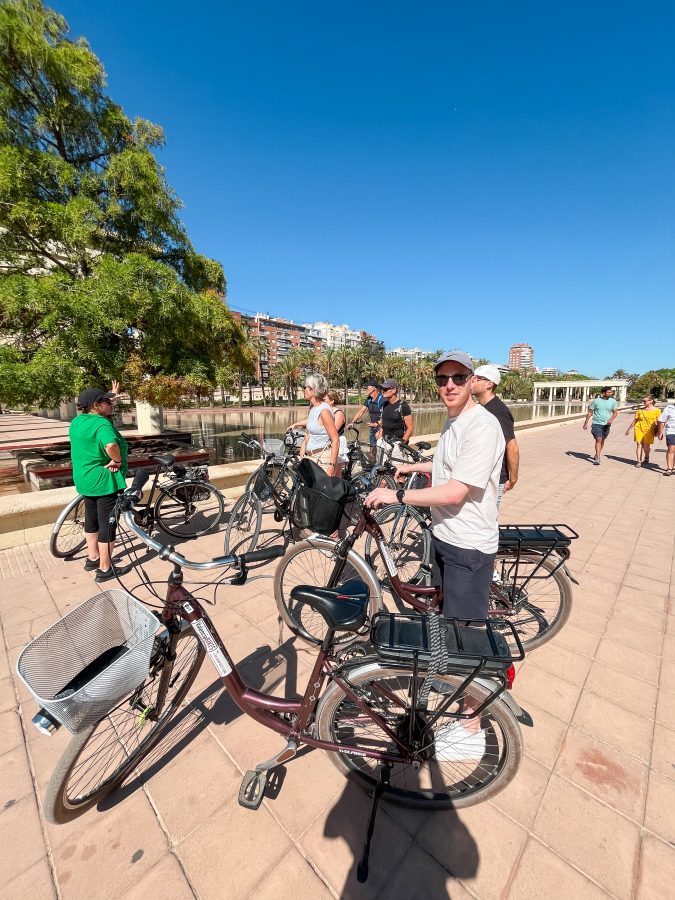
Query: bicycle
20 486 525 877
49 454 225 558
224 431 303 555
274 479 578 651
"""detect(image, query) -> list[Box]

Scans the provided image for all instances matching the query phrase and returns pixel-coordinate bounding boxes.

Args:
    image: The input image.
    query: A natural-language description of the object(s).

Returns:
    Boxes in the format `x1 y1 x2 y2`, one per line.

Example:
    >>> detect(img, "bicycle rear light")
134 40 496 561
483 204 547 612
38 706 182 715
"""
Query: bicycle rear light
506 665 516 690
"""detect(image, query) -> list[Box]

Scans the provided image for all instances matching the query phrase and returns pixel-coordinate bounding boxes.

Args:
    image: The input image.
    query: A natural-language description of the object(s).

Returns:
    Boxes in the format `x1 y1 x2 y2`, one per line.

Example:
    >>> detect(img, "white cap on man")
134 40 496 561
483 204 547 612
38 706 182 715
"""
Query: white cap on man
474 364 502 386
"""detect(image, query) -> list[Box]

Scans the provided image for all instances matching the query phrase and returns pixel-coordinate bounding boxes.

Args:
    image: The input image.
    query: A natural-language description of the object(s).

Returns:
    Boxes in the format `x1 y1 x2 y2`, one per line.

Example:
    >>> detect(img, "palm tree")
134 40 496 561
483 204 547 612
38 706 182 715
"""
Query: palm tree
318 347 337 381
333 347 354 407
351 344 371 397
413 358 435 402
274 355 302 406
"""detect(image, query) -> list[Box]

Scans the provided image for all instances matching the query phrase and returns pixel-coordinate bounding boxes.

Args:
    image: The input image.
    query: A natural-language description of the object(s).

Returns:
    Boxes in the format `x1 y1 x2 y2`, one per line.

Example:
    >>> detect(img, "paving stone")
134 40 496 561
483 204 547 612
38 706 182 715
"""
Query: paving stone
513 664 582 723
636 834 675 899
119 853 195 900
554 726 649 821
533 774 640 899
0 794 46 883
508 837 610 899
3 855 57 900
585 660 658 718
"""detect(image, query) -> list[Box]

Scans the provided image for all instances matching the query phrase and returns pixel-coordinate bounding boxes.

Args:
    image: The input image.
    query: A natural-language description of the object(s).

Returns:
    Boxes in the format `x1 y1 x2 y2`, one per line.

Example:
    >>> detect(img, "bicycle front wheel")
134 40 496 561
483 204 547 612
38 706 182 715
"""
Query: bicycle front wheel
155 481 225 538
364 504 432 587
49 495 87 558
224 490 262 554
274 538 380 645
44 625 205 824
491 552 573 651
316 662 522 809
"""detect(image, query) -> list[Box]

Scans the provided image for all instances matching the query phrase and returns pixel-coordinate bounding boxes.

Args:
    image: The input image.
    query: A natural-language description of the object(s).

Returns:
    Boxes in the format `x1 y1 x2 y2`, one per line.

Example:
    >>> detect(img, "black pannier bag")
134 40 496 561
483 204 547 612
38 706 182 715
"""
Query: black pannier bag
291 458 353 534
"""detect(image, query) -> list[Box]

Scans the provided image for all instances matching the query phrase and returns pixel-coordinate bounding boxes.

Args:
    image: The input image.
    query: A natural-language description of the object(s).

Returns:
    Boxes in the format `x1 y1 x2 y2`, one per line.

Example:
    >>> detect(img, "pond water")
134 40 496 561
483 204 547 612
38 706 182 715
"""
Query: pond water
123 402 585 466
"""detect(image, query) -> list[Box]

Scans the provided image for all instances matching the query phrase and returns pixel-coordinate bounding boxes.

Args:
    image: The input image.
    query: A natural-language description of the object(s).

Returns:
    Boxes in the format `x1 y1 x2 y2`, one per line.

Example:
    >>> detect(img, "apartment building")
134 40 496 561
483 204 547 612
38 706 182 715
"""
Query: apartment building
233 313 323 379
508 343 534 370
388 346 434 362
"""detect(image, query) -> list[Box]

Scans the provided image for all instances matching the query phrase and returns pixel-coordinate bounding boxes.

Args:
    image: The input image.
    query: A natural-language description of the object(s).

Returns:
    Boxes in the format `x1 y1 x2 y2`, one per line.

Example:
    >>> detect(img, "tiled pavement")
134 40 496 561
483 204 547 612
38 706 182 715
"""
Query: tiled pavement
1 412 674 899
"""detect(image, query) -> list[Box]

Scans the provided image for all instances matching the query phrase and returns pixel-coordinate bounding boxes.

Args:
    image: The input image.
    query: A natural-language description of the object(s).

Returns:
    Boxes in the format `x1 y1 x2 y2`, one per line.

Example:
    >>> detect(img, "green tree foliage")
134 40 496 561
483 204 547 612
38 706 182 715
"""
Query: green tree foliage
0 0 245 407
631 369 675 399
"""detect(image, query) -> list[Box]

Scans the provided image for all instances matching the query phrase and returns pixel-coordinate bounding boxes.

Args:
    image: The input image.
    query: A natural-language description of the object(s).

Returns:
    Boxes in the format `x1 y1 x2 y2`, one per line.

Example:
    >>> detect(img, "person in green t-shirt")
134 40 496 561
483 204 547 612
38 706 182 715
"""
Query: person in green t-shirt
69 387 129 582
582 386 618 465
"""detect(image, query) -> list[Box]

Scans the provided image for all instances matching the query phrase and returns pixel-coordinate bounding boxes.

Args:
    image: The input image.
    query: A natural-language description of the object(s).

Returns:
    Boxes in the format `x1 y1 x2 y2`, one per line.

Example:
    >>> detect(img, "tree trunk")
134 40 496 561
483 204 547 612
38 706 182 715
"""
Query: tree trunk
220 384 226 405
248 382 253 406
238 375 243 407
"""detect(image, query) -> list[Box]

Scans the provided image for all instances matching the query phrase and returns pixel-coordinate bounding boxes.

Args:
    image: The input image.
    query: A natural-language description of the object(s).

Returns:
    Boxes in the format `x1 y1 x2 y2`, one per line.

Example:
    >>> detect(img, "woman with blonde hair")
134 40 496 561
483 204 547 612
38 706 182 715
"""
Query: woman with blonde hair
625 396 661 467
298 373 341 476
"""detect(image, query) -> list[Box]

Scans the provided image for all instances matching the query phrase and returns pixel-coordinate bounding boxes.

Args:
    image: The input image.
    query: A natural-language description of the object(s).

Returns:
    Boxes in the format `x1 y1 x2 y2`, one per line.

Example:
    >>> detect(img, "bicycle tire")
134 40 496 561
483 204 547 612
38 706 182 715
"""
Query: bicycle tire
49 495 87 558
364 504 432 587
316 662 522 809
491 552 573 651
43 625 205 824
224 490 262 554
274 537 382 645
155 480 225 538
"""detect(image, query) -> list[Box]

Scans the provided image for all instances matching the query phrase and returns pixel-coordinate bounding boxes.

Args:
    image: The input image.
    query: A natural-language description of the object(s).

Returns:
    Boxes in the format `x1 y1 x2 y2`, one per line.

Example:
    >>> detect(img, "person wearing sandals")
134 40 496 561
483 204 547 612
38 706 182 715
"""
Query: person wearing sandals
624 396 661 467
297 374 341 477
657 398 675 476
69 386 127 582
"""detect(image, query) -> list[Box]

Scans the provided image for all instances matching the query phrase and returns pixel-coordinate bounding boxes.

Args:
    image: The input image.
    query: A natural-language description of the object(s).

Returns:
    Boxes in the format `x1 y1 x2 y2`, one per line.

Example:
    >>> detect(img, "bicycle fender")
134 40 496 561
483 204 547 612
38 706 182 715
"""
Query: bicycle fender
562 563 579 585
300 533 385 615
472 676 524 719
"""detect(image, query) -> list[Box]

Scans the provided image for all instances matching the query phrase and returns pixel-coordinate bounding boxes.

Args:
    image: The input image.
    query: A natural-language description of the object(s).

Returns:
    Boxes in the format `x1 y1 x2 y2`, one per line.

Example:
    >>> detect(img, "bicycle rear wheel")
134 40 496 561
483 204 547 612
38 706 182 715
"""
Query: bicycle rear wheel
224 490 262 554
316 662 522 809
44 625 205 823
491 552 572 651
155 481 224 538
364 504 432 587
49 495 87 558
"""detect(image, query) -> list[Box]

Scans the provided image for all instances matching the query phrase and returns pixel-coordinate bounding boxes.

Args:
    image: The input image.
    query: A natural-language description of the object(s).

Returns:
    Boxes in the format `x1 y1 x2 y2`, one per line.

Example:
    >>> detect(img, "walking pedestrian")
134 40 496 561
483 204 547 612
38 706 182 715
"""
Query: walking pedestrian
657 397 675 476
624 396 661 467
472 364 519 505
583 386 618 464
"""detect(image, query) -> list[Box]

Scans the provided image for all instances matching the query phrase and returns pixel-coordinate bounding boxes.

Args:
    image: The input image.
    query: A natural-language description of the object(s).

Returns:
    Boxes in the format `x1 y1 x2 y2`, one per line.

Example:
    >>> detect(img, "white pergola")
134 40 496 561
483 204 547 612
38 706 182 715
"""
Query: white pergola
532 379 630 404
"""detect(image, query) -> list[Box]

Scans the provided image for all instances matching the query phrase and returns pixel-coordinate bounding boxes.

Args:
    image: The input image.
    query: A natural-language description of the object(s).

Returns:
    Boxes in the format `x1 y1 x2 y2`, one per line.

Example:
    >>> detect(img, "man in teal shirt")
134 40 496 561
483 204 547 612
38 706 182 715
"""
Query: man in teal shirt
583 386 618 465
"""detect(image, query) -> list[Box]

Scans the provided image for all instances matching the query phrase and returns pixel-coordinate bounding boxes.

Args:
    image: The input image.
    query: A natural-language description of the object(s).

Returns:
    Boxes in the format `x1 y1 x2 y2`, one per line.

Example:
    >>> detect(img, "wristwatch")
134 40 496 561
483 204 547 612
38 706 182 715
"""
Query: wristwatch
396 488 405 504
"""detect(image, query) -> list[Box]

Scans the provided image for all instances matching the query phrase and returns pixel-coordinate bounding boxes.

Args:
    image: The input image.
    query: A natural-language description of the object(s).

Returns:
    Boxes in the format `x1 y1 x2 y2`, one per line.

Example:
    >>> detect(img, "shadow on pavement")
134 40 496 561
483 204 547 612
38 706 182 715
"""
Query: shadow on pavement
564 450 593 462
322 781 479 897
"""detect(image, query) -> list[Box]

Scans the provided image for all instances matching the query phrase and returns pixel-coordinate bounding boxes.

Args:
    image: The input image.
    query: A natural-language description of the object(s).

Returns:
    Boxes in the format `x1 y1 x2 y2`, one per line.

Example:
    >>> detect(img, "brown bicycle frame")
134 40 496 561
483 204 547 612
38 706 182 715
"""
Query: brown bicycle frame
159 576 409 765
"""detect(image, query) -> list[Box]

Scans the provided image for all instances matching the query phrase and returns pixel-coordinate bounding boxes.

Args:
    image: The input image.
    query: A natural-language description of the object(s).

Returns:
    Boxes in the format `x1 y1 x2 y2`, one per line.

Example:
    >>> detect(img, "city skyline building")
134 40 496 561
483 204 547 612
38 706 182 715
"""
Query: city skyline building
387 346 435 362
508 343 534 370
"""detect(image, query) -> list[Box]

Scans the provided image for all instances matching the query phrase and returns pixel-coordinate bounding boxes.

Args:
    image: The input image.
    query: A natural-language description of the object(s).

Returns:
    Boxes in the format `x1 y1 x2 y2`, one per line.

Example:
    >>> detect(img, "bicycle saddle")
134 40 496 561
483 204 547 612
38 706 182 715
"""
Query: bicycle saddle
289 579 370 632
151 453 175 467
415 441 431 451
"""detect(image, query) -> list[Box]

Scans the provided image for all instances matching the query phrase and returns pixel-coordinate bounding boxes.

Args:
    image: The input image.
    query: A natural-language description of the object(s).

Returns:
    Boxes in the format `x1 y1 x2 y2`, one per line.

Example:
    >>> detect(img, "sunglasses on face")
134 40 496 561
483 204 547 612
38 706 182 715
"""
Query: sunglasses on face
435 373 472 387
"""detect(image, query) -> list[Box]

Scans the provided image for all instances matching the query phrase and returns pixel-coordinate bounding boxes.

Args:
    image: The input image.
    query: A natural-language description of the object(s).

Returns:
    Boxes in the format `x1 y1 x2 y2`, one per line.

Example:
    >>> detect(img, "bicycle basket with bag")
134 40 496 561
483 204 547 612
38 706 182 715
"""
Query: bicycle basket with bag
291 458 353 534
17 590 158 733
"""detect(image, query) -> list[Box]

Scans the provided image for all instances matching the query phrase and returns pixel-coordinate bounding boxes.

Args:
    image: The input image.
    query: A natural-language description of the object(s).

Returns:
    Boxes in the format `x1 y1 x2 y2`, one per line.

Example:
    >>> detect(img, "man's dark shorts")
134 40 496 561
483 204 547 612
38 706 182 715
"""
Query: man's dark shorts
591 423 611 441
432 536 496 619
666 433 675 447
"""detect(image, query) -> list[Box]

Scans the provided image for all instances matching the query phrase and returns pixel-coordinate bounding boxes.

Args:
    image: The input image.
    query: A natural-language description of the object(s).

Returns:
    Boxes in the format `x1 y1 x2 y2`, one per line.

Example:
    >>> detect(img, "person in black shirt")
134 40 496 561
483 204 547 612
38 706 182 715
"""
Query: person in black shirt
379 378 414 464
350 379 384 453
472 365 519 505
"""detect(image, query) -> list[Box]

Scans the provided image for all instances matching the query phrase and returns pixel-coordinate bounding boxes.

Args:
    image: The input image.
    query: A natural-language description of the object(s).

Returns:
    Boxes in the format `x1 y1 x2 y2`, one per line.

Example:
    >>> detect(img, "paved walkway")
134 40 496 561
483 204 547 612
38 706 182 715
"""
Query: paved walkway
1 413 673 899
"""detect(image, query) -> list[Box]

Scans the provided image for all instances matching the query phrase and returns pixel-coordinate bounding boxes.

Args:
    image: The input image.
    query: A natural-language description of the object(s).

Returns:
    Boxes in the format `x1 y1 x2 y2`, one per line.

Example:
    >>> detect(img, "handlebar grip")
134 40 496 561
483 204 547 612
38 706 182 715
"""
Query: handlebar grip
238 546 286 564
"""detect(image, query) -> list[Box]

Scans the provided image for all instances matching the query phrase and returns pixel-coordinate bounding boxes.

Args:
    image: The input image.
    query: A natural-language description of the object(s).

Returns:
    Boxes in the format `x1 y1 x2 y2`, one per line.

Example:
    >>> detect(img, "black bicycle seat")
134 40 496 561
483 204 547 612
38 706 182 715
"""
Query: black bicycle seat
151 453 175 467
289 579 369 632
415 441 431 451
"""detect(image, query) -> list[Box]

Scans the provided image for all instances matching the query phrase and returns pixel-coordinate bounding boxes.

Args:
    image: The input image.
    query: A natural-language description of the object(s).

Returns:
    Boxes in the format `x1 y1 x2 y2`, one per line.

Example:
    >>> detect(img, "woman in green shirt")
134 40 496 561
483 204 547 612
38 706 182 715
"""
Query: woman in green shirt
69 387 128 582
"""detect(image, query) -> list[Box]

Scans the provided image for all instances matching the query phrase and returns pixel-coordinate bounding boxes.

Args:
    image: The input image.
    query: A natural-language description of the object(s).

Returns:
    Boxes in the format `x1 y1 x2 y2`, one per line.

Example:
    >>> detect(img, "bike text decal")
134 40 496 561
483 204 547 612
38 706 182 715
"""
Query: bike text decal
191 617 233 677
379 542 399 577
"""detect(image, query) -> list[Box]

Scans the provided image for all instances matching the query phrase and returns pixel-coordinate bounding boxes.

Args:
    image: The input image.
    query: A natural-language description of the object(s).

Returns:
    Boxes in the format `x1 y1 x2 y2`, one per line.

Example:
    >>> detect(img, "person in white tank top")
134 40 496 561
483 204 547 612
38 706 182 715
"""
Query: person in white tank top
298 373 341 476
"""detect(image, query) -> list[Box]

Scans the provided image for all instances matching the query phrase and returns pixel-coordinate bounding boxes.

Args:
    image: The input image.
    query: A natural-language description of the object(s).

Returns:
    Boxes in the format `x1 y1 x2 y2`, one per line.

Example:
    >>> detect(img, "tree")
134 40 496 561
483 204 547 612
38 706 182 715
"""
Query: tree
630 369 675 399
333 347 353 406
0 0 246 408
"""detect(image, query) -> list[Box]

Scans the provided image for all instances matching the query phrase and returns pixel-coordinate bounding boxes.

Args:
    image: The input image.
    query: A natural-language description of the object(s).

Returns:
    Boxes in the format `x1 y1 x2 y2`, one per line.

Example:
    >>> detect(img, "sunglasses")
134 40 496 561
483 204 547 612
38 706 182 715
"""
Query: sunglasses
435 373 472 387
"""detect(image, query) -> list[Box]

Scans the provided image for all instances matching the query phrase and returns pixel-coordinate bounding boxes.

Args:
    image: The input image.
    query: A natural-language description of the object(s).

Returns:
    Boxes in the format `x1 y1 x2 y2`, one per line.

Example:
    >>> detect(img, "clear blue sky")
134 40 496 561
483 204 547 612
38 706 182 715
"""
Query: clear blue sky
57 1 674 377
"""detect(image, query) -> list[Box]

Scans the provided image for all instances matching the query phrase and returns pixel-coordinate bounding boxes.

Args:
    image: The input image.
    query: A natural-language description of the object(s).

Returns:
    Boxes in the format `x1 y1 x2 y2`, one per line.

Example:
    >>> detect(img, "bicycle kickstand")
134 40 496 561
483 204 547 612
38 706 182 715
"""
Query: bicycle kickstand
238 739 298 811
356 763 392 883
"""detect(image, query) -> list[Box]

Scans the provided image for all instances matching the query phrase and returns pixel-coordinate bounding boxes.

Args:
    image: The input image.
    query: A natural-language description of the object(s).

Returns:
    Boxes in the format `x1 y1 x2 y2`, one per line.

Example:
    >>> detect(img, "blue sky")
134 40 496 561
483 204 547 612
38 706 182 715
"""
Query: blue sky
56 1 674 377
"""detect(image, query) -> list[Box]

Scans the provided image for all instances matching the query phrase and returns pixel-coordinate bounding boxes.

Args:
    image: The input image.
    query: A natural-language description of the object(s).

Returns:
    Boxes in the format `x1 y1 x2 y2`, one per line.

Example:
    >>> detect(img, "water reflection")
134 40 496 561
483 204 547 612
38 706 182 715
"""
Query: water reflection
124 402 584 465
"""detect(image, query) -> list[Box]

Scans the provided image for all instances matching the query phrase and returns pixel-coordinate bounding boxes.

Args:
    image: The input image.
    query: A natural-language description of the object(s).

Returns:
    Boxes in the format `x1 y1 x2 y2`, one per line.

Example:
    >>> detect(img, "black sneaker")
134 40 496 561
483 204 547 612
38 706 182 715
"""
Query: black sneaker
84 558 100 571
94 567 116 583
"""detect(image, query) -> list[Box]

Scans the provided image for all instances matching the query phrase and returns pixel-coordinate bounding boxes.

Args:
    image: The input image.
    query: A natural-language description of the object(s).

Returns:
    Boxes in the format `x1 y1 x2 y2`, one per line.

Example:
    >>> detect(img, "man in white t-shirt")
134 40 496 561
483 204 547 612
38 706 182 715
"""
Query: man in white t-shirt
365 350 505 618
657 398 675 476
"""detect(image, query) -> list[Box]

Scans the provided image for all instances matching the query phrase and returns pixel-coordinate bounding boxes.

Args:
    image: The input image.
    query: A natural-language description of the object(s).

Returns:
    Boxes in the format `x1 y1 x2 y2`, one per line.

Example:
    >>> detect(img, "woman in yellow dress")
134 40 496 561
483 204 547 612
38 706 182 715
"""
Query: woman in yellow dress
625 396 661 467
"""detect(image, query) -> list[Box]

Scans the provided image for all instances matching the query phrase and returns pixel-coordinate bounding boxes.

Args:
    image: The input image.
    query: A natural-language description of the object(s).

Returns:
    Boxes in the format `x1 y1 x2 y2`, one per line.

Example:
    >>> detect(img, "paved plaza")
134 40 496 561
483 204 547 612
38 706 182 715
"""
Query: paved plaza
0 412 674 899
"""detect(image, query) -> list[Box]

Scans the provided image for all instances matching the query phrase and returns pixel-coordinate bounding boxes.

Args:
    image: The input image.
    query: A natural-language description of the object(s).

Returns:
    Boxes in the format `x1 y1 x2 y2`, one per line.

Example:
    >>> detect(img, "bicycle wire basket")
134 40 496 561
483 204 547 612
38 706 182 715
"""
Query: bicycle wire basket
17 590 158 734
262 438 285 460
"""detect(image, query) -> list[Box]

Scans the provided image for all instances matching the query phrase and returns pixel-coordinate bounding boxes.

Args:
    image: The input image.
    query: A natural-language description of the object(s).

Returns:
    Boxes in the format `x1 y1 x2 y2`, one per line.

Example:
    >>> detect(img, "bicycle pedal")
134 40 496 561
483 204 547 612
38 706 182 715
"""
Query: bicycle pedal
238 770 266 810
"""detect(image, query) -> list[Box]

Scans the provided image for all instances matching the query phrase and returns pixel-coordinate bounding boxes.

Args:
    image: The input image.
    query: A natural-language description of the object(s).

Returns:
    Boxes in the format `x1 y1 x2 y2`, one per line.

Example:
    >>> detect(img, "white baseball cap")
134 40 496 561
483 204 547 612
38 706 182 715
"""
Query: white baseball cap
474 364 501 385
